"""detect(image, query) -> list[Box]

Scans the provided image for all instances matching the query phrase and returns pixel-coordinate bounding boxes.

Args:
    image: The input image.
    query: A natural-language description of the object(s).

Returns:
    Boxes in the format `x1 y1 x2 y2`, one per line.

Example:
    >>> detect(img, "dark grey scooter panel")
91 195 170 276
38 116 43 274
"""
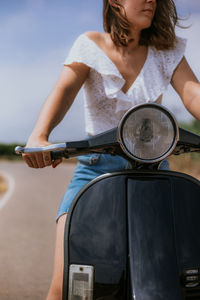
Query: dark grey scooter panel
127 177 182 300
67 176 128 299
172 177 200 268
63 171 200 300
172 177 200 299
127 174 200 300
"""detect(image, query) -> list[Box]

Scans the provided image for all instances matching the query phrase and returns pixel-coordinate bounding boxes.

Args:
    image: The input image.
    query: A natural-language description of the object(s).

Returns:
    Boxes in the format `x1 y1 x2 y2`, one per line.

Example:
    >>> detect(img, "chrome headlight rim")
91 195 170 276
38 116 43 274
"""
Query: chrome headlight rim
118 103 179 164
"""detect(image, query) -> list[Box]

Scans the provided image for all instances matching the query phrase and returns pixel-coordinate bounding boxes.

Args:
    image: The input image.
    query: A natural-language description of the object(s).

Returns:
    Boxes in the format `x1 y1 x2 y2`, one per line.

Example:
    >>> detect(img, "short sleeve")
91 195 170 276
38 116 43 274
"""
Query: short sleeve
174 36 187 64
132 36 187 106
162 36 187 79
63 34 97 68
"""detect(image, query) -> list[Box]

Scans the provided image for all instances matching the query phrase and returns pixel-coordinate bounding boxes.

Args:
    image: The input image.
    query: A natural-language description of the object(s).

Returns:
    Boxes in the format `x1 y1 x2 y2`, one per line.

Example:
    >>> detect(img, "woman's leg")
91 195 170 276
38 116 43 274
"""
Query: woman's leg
46 213 67 300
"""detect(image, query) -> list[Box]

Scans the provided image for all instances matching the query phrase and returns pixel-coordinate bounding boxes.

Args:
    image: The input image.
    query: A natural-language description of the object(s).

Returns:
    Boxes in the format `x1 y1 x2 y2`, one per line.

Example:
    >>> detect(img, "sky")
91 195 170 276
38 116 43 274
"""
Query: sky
0 0 200 144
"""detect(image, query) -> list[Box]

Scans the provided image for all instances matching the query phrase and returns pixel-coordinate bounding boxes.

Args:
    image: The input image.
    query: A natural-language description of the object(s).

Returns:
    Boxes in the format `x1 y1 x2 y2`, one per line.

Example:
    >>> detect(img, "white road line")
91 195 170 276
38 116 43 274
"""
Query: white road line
0 172 15 210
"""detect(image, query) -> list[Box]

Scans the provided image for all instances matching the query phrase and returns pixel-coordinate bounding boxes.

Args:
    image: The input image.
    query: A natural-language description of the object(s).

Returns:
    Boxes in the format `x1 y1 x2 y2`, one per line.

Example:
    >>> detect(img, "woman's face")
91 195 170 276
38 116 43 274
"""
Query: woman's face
119 0 157 30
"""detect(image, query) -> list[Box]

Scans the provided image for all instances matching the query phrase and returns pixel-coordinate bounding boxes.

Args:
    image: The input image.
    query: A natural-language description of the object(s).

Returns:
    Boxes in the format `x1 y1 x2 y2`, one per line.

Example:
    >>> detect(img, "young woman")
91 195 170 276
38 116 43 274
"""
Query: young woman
23 0 200 299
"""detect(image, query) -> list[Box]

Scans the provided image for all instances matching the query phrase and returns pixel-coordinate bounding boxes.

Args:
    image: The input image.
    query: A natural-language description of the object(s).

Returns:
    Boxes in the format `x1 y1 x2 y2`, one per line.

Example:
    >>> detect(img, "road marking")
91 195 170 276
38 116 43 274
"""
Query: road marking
0 172 15 210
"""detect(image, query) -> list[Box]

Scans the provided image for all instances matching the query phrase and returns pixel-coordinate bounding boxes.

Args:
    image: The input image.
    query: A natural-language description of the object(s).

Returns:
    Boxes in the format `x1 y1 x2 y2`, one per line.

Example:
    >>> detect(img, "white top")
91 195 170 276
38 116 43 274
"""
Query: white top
64 34 186 135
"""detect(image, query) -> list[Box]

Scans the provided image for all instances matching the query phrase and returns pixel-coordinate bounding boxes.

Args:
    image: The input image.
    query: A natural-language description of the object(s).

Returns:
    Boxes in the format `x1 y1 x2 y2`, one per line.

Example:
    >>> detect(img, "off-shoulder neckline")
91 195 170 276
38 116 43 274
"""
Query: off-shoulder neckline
81 33 151 96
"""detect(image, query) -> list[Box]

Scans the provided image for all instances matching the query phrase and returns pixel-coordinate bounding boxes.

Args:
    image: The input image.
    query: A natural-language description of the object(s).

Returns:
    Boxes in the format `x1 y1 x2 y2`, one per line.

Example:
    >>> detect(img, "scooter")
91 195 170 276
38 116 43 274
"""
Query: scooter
16 103 200 300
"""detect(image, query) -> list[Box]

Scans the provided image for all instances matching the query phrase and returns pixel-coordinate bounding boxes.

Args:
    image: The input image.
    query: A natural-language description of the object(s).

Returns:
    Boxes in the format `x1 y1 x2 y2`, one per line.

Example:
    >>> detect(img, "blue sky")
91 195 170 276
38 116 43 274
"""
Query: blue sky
0 0 200 143
0 1 102 66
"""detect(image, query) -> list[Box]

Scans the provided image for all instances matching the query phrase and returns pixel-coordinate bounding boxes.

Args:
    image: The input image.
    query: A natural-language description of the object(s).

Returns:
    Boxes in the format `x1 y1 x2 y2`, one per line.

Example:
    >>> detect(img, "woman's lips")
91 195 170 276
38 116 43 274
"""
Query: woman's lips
142 9 154 16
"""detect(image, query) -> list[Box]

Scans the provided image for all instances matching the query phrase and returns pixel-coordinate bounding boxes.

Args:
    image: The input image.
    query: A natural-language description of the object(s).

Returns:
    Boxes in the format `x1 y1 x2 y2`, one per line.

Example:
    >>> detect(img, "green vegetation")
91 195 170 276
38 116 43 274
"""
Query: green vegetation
179 119 200 135
0 143 24 160
179 119 200 161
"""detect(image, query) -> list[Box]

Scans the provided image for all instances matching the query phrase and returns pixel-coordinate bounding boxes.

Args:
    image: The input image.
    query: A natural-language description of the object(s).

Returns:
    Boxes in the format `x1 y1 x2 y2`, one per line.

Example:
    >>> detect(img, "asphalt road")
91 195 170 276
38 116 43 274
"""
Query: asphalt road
0 160 76 300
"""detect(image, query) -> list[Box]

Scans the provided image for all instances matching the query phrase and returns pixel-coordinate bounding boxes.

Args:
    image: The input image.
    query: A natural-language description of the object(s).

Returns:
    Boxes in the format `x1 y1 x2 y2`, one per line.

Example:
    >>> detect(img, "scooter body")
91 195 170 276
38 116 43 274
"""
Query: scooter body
63 169 200 300
15 103 200 300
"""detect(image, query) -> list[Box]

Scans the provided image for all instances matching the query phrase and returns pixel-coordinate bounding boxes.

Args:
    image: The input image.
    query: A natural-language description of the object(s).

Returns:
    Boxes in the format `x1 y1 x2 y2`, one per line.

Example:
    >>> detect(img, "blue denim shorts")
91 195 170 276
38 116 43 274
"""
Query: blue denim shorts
56 153 170 221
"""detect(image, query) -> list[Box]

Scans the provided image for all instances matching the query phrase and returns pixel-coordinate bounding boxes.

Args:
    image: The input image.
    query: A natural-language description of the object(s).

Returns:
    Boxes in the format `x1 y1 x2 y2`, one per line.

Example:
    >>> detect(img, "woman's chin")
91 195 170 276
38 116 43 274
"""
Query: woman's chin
131 19 153 32
140 18 153 29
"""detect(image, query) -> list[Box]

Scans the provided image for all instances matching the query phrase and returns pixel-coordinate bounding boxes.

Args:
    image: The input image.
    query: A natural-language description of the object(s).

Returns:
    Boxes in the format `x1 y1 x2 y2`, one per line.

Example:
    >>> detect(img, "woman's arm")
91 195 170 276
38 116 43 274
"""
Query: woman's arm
23 63 90 168
171 57 200 121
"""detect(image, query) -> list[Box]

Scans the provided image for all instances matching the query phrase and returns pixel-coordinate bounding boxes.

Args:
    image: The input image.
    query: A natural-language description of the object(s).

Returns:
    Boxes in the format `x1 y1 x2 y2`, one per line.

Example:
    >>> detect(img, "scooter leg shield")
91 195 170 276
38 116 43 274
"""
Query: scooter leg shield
127 173 200 300
63 171 200 300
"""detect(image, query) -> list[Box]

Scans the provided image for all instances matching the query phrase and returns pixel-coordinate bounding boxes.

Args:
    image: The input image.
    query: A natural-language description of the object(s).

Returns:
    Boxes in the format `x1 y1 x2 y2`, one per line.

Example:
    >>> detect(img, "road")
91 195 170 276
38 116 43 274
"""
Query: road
0 160 76 300
1 159 199 300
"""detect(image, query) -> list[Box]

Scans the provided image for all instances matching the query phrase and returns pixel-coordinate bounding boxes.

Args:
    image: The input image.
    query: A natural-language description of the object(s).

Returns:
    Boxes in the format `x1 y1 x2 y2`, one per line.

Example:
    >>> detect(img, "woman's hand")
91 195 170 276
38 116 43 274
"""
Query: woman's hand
22 136 62 169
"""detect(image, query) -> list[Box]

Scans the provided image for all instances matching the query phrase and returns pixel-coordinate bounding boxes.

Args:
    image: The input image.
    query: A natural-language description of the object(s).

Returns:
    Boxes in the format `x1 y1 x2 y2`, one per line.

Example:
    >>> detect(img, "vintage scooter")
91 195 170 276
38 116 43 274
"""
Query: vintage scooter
16 103 200 300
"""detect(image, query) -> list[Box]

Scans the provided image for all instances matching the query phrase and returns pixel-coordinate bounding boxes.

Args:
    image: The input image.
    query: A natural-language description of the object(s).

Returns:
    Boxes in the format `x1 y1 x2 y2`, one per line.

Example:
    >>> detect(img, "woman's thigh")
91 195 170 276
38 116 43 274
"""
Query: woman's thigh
56 153 130 221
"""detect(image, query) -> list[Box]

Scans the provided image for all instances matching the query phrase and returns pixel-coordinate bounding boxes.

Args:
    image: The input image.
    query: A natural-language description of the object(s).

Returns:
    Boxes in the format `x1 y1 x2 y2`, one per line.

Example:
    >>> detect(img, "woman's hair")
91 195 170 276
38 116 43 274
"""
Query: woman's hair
103 0 180 50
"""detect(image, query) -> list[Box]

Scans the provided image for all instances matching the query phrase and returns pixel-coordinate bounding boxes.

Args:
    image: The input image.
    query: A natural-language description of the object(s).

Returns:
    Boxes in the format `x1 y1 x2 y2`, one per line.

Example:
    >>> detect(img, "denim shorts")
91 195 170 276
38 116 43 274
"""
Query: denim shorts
56 153 170 221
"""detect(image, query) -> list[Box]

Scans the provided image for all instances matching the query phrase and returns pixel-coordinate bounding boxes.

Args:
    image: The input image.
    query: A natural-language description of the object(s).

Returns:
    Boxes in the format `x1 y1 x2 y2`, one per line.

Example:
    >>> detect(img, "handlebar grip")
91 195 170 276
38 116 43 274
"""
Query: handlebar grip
15 143 67 154
51 151 68 160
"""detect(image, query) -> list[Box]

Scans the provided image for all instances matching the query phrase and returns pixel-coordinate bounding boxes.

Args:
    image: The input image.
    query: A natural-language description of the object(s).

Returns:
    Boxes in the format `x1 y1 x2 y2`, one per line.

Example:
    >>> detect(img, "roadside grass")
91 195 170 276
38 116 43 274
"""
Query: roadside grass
0 175 8 194
0 143 24 160
169 154 200 180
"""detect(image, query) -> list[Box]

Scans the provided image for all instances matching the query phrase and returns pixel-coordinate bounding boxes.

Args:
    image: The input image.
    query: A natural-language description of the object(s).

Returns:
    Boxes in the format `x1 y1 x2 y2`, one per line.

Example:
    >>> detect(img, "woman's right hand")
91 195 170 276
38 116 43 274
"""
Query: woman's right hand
22 136 62 169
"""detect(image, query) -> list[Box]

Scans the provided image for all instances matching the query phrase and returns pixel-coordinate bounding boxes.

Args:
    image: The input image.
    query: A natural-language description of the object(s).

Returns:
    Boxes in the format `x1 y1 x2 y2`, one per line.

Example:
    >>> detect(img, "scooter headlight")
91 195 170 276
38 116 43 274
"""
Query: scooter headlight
118 103 179 163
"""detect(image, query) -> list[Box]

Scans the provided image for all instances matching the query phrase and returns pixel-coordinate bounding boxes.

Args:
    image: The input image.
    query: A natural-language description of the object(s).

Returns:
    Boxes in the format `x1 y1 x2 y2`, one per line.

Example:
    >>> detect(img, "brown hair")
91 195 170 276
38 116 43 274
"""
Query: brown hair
103 0 180 50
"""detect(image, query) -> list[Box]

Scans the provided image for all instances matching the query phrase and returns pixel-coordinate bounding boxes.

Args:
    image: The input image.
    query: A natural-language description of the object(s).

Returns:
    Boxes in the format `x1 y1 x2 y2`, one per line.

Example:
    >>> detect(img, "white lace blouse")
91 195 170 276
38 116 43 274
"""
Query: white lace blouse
64 34 186 135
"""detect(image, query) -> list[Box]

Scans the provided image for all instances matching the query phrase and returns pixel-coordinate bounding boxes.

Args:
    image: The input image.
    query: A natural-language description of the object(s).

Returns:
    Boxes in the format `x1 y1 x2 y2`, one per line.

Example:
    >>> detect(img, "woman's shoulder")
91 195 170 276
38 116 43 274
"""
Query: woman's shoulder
64 31 113 73
68 31 105 53
84 31 110 48
151 36 186 63
84 31 106 40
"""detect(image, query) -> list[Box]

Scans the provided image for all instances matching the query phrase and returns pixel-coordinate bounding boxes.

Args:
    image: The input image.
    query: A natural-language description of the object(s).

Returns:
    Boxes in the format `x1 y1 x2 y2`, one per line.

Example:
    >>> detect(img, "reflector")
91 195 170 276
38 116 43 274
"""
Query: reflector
68 265 94 300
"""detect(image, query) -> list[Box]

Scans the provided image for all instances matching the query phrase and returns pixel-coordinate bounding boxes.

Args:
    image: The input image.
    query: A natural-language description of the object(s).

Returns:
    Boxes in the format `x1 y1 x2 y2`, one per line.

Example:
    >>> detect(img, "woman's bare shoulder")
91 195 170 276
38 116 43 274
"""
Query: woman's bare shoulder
84 31 109 48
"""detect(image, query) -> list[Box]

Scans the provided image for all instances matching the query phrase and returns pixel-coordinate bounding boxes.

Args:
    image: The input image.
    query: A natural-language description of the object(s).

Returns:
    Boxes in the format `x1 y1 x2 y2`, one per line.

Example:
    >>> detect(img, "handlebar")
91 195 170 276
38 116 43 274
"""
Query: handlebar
14 126 200 162
15 143 67 155
15 128 119 160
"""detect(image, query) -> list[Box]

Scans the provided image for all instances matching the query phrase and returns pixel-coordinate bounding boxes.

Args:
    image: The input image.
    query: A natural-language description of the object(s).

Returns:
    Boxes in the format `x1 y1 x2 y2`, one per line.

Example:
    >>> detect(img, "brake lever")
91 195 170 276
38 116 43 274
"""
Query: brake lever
51 150 70 160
